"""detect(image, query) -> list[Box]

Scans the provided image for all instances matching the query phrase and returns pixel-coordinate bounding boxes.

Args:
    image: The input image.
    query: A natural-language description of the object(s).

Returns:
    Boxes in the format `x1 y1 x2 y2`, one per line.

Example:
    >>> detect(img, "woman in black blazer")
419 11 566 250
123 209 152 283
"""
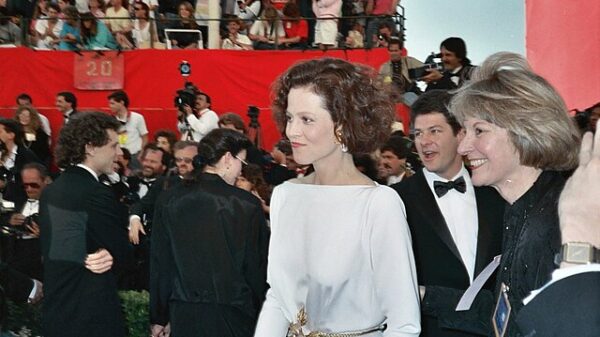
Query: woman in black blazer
150 128 270 337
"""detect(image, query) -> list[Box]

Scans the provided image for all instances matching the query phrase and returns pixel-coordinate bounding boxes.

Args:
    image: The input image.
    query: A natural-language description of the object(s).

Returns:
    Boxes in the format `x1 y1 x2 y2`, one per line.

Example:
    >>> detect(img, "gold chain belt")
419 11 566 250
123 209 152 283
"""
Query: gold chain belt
287 307 386 337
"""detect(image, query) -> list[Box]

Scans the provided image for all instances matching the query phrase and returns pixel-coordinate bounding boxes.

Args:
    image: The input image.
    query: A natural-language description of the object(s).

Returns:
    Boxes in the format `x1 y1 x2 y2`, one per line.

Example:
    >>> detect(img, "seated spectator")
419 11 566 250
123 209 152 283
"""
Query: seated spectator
221 17 253 50
278 1 308 49
80 11 118 49
33 2 63 49
0 6 21 45
312 0 341 50
248 6 284 49
57 5 81 50
118 1 158 49
88 0 106 18
169 1 201 49
106 0 133 43
14 106 51 168
345 21 364 48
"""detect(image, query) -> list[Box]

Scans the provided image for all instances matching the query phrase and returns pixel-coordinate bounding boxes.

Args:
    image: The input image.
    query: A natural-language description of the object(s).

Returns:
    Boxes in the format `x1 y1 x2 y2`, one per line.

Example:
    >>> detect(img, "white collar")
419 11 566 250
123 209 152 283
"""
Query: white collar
76 164 99 181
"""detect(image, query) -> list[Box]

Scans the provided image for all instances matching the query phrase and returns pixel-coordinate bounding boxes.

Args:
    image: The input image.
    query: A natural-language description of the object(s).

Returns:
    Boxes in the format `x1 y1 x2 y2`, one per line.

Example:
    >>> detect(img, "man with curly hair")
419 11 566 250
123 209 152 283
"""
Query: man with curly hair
39 112 132 337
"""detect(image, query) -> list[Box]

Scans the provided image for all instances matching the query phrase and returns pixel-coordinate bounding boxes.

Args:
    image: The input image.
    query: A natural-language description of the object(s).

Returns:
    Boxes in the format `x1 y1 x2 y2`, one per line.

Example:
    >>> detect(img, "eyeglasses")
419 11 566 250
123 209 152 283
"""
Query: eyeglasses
175 157 193 164
134 7 143 10
23 183 41 189
235 155 248 166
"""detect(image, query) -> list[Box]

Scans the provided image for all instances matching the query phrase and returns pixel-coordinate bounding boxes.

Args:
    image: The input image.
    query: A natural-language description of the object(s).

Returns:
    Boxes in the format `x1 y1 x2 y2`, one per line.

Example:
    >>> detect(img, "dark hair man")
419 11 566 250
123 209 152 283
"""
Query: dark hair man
107 90 149 162
39 112 132 337
379 135 412 185
177 91 219 142
423 37 476 90
3 163 50 281
391 90 505 337
56 91 78 124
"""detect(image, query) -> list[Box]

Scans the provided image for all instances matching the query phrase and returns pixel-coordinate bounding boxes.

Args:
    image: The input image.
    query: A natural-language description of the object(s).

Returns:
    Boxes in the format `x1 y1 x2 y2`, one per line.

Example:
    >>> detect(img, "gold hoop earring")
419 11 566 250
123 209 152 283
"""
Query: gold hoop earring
335 130 348 152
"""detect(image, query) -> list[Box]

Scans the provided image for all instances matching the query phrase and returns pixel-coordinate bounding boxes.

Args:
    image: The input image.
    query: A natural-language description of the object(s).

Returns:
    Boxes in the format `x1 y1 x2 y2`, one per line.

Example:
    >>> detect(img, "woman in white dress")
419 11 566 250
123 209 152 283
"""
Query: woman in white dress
254 58 421 337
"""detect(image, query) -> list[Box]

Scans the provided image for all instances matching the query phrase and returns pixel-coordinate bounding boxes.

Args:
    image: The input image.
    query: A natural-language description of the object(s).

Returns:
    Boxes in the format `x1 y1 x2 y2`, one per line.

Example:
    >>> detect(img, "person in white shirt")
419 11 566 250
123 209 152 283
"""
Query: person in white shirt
34 2 63 49
107 90 149 165
178 92 218 142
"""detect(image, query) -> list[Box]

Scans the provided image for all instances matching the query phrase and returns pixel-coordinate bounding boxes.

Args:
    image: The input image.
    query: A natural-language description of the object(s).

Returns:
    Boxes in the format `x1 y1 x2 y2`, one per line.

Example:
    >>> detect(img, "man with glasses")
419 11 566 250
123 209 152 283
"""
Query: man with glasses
2 163 48 282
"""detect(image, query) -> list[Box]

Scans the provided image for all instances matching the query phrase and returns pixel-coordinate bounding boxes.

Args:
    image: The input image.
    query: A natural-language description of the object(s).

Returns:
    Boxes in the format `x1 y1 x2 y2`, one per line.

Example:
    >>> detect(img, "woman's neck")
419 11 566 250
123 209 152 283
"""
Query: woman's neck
310 152 372 186
494 166 543 204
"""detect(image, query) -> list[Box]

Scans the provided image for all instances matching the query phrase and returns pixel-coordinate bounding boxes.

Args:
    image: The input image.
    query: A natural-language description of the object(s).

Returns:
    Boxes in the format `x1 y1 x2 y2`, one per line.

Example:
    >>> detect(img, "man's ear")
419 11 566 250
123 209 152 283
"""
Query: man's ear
85 143 95 157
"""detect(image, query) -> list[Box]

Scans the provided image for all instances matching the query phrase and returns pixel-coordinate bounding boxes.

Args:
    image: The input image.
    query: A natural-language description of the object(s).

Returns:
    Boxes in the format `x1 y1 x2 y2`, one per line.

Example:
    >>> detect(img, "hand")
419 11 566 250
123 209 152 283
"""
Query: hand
85 249 114 274
421 68 443 83
151 323 171 337
128 217 146 245
183 104 193 116
26 220 40 238
9 213 25 226
558 121 600 248
29 279 43 304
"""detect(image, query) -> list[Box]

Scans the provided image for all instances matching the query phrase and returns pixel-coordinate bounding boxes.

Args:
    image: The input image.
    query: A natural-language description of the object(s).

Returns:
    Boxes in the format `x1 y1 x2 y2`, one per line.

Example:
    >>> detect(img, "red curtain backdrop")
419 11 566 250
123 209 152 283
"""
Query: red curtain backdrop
0 48 390 150
526 0 600 111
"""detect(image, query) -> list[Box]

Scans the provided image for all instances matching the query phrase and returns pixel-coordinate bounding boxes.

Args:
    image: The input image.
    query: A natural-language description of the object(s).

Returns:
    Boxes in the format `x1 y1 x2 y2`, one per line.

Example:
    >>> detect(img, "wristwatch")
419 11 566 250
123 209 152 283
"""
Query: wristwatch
554 242 600 266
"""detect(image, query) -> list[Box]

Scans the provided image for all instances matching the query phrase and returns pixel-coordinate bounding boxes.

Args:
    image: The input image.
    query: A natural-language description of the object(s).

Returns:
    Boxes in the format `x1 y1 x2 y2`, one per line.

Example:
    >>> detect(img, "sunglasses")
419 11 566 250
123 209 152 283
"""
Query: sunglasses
235 155 248 166
175 157 193 164
134 7 144 10
23 183 41 189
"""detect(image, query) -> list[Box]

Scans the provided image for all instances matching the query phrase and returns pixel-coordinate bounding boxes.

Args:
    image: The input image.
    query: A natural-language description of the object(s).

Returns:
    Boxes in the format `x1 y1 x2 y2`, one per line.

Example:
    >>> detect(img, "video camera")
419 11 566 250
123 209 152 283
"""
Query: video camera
409 52 444 80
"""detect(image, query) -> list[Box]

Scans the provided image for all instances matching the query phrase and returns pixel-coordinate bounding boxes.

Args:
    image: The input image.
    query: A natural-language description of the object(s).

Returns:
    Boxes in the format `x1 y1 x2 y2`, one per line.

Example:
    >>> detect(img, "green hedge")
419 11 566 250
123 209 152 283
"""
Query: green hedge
4 290 150 337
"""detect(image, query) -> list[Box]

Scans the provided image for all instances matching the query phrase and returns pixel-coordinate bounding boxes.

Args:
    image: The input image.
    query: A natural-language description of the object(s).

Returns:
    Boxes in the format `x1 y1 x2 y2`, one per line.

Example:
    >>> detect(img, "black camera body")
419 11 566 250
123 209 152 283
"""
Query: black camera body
174 87 197 112
409 52 444 80
247 106 260 128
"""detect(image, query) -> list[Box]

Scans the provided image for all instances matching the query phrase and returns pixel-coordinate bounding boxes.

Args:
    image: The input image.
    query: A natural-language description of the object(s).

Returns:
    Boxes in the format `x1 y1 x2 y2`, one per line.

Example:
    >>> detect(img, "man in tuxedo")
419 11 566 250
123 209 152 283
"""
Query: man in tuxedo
0 118 41 207
423 37 476 91
1 163 49 281
516 123 600 337
39 112 132 337
392 90 505 337
55 91 78 125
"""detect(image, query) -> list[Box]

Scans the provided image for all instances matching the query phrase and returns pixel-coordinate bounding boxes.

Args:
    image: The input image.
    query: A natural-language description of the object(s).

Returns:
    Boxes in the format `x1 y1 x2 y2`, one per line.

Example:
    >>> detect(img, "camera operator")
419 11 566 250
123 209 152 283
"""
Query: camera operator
422 37 476 91
1 163 49 282
372 22 395 48
378 37 424 101
177 91 219 142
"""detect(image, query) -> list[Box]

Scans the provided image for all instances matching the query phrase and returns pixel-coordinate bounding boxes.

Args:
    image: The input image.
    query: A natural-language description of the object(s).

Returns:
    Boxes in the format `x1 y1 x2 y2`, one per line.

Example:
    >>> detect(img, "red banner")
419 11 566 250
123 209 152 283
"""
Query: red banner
73 51 125 90
0 48 389 150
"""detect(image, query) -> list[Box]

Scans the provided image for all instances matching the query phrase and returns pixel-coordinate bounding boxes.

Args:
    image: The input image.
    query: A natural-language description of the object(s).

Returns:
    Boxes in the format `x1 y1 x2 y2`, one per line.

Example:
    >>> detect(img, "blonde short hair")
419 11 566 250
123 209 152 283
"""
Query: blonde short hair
449 52 580 171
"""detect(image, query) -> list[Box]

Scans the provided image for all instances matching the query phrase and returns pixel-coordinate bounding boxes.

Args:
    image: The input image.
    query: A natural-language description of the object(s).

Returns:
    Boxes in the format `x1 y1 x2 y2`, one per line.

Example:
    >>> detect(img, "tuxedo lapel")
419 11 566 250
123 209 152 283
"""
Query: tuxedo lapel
412 171 464 266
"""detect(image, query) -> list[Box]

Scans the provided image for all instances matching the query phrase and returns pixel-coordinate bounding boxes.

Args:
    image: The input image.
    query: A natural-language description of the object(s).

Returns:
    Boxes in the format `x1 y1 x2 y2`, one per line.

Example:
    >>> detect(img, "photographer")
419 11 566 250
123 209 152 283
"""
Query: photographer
422 37 476 91
1 163 49 281
177 91 219 142
378 37 424 101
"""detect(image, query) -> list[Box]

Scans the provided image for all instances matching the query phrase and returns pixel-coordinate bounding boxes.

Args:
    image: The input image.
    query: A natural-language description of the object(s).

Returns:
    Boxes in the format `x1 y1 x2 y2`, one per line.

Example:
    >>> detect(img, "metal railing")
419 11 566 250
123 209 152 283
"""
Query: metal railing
0 9 405 51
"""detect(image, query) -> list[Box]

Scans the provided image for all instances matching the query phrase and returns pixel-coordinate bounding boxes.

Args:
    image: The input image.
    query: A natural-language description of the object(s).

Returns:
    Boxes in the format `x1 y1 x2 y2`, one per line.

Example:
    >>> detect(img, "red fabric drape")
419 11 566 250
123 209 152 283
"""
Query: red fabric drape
0 48 390 150
526 0 600 110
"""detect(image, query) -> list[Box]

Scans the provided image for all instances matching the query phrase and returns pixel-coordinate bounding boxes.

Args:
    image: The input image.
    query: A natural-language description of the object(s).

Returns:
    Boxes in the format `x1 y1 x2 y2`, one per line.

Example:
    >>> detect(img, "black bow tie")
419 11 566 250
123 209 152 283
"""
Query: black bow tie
434 176 466 197
140 178 156 187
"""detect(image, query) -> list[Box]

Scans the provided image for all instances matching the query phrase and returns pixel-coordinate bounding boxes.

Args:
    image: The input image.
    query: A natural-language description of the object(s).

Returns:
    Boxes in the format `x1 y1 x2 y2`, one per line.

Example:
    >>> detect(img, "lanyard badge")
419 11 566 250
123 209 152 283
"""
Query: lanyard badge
493 283 511 337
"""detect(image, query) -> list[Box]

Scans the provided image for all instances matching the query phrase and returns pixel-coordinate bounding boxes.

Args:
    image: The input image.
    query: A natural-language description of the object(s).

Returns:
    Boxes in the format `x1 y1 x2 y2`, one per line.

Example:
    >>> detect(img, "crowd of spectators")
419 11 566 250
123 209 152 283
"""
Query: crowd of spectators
0 0 404 50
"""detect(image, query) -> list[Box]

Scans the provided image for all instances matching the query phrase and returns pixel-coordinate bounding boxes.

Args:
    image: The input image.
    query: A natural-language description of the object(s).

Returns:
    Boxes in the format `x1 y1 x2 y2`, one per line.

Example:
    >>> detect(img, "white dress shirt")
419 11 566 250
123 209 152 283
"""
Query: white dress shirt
423 165 479 282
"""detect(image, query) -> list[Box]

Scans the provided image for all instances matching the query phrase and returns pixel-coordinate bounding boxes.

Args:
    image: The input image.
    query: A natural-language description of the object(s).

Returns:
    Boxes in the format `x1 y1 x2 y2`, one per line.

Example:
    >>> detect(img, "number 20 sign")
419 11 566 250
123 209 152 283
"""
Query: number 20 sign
74 51 124 90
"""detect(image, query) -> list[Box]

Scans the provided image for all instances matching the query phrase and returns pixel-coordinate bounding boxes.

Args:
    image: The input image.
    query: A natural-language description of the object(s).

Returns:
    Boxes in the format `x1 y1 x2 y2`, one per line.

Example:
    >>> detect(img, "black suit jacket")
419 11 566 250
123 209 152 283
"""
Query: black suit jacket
516 271 600 337
39 166 132 337
392 169 505 337
2 145 41 207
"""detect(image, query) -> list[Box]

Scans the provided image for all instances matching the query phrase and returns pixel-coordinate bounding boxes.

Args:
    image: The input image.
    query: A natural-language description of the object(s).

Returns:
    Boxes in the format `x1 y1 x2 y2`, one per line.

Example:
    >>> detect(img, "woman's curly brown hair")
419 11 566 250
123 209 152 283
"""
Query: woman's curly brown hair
55 111 121 168
271 58 395 154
